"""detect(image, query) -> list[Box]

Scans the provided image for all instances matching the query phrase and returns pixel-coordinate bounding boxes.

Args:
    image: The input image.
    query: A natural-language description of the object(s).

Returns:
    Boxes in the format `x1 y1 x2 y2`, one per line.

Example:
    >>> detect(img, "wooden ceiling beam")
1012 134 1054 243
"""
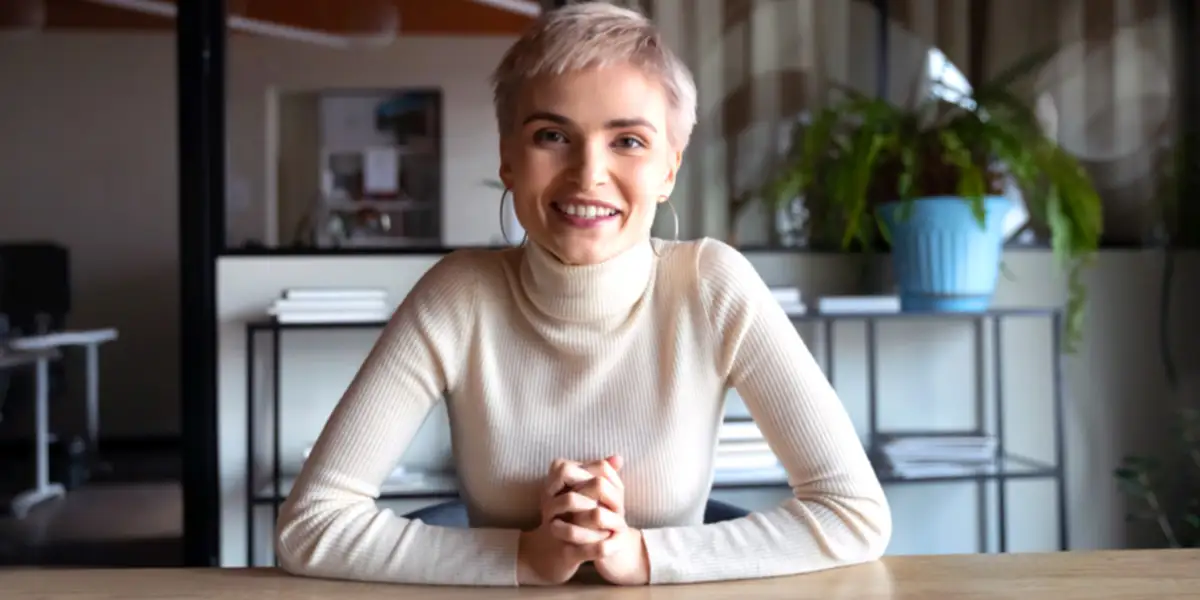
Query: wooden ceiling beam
0 0 534 36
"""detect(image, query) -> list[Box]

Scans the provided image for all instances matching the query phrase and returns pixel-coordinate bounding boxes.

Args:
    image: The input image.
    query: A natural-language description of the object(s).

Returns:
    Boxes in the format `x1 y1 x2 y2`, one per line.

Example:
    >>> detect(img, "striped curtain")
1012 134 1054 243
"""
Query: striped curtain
544 0 650 9
640 0 1175 245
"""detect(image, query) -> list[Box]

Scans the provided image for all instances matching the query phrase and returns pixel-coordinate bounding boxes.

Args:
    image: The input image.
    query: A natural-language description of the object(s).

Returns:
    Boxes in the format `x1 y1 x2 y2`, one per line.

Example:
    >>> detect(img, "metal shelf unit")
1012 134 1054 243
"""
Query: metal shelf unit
792 307 1068 555
243 306 1067 565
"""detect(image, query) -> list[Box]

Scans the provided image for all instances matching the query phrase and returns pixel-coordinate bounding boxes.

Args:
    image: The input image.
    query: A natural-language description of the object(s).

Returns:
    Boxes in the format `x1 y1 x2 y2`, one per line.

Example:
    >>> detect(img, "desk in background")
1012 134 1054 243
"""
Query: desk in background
0 348 60 518
7 329 119 458
3 549 1197 599
2 329 119 518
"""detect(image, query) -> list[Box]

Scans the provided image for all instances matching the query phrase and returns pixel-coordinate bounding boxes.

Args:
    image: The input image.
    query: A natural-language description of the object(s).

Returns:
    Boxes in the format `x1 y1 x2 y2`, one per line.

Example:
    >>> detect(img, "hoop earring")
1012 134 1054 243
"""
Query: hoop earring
652 196 680 257
665 197 679 242
498 189 527 246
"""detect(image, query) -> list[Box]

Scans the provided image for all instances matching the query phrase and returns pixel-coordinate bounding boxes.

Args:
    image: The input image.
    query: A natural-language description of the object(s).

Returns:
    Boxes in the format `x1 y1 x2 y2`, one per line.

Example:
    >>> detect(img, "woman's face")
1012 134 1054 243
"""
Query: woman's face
499 63 682 265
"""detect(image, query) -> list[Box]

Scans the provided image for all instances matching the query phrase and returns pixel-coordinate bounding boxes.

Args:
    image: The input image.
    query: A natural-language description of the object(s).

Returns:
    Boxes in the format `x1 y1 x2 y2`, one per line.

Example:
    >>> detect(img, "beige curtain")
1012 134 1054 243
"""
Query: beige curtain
644 0 1175 245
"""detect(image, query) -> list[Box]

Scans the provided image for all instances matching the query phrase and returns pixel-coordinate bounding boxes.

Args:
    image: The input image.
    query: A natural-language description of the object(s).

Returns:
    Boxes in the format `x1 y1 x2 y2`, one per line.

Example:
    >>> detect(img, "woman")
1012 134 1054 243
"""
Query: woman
276 3 890 587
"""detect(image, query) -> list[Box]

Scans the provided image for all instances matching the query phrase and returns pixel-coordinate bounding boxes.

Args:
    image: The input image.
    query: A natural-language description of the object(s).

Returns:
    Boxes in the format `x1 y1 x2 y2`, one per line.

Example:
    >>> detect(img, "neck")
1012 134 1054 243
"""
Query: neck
519 239 656 322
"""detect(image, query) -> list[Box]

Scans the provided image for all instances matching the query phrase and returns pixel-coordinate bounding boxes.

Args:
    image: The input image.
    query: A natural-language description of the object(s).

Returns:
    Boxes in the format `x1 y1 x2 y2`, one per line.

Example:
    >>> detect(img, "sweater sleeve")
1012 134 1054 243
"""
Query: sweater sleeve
640 239 892 584
274 251 521 586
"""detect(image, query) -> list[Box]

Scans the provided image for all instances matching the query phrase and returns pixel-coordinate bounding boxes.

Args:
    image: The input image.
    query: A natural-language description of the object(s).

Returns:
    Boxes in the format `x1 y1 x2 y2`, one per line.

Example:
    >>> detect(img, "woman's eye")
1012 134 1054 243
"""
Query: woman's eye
614 136 646 149
534 130 567 144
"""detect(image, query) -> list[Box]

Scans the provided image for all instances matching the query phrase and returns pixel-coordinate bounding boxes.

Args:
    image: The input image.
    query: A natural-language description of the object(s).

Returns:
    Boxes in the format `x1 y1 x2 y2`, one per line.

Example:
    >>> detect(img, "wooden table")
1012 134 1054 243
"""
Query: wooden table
3 549 1197 599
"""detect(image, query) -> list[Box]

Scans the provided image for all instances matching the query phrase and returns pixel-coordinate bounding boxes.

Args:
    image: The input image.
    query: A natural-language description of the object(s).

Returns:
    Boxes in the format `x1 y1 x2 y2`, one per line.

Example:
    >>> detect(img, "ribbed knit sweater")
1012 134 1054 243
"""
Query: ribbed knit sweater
275 237 891 586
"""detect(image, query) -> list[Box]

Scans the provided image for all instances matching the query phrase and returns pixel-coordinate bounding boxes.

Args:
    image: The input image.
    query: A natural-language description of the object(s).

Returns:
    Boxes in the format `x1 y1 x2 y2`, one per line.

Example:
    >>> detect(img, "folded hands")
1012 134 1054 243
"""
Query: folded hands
516 455 649 586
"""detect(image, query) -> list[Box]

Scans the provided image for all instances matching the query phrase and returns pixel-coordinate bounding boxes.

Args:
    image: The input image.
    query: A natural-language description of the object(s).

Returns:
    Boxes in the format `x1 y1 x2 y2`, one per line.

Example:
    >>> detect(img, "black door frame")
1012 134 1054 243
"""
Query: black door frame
177 0 226 567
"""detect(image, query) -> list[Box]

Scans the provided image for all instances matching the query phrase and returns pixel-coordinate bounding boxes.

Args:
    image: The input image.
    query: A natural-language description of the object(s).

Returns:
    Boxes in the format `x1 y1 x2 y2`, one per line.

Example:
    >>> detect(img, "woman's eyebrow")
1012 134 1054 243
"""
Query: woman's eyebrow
523 111 658 132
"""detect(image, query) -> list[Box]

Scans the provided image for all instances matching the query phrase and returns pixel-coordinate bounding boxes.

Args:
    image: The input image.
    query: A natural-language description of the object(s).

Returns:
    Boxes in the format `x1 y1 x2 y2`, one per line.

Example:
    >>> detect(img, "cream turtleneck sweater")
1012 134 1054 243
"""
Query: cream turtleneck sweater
275 238 891 586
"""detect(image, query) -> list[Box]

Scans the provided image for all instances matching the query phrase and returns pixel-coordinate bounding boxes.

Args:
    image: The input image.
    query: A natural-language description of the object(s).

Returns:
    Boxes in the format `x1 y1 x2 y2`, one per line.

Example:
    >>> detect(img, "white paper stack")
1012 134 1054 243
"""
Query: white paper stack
771 287 807 316
817 295 901 314
878 435 998 478
268 287 392 324
713 421 785 483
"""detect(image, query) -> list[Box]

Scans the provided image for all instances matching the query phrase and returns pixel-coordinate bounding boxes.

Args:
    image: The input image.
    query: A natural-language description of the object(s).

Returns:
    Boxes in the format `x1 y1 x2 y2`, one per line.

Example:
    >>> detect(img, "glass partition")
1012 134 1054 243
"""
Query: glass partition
657 0 1178 250
0 0 187 565
206 0 1186 252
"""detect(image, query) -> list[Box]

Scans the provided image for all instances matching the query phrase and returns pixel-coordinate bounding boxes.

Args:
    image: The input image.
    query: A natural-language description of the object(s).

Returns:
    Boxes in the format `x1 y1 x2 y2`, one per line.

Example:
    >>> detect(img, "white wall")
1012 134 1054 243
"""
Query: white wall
216 249 1200 566
0 33 180 437
0 32 516 436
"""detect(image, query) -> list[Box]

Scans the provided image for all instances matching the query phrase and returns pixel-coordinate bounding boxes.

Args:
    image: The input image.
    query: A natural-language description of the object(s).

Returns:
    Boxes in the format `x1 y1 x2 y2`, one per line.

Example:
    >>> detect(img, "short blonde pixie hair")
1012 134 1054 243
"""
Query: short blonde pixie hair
490 2 698 151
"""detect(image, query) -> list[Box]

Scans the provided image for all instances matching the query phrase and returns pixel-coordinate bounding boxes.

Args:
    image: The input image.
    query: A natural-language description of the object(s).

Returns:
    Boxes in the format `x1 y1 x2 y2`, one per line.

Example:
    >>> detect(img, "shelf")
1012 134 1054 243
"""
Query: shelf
875 454 1057 484
323 198 436 212
245 295 1067 559
337 236 442 248
250 453 1057 504
248 318 388 331
791 307 1061 322
253 472 460 504
245 306 1062 333
246 309 1062 333
709 453 1056 489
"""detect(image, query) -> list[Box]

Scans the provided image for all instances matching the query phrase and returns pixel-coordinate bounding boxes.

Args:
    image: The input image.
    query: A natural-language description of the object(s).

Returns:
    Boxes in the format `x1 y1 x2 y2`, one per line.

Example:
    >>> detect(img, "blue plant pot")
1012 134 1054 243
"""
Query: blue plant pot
877 195 1012 312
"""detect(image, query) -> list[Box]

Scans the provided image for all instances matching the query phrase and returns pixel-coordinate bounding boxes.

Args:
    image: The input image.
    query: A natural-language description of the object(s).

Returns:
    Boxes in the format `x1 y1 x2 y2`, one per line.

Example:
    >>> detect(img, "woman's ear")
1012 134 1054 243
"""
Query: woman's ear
661 150 682 198
498 164 513 190
497 139 515 189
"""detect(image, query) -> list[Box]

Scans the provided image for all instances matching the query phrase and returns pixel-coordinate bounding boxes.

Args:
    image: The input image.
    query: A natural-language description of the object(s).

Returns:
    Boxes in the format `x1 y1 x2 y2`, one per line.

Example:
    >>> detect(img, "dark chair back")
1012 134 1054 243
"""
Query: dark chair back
0 242 71 335
0 242 71 424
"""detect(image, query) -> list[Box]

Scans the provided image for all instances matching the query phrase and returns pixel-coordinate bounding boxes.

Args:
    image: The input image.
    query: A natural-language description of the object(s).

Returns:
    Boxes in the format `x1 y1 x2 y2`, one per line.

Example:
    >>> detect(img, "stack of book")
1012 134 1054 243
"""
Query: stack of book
817 295 901 314
875 434 998 478
713 420 785 484
770 287 806 316
267 287 392 324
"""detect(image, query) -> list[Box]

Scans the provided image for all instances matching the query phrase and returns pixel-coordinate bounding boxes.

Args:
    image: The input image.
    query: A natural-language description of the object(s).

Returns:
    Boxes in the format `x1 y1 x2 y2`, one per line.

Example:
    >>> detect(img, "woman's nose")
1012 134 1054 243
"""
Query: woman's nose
568 142 610 190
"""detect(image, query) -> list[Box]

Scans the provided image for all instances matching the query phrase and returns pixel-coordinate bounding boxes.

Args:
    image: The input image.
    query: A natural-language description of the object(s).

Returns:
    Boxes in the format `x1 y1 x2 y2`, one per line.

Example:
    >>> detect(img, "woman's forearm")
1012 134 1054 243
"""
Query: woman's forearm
640 496 890 584
276 486 520 586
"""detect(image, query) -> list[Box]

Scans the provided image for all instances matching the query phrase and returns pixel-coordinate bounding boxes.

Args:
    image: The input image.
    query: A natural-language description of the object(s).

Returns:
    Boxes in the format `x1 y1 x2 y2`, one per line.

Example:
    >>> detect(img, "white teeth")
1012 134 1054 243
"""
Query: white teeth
559 203 618 219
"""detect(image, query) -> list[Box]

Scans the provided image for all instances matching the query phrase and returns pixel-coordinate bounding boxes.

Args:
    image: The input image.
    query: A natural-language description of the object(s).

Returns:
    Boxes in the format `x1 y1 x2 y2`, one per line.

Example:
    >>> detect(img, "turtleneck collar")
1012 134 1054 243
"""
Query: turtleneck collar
519 238 657 323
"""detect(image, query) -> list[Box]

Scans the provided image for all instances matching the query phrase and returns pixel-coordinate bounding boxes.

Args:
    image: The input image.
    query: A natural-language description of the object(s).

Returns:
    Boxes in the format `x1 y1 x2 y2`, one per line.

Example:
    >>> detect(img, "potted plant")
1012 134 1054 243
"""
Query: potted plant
1113 140 1196 549
1114 407 1200 548
762 50 1103 350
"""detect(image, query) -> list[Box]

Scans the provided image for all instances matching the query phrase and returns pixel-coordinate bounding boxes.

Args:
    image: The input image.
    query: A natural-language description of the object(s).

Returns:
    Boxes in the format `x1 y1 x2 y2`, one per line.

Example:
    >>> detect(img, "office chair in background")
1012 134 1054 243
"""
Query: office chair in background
0 243 93 488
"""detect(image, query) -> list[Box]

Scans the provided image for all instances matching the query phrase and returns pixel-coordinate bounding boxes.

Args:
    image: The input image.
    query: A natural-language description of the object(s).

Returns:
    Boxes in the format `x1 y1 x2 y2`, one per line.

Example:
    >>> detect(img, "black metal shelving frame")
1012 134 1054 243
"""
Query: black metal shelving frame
245 320 462 567
794 307 1069 555
243 307 1067 566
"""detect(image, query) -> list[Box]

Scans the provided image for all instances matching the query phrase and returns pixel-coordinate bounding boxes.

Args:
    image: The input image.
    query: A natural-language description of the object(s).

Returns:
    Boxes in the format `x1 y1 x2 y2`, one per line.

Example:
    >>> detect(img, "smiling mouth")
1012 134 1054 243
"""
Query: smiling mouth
551 201 622 220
